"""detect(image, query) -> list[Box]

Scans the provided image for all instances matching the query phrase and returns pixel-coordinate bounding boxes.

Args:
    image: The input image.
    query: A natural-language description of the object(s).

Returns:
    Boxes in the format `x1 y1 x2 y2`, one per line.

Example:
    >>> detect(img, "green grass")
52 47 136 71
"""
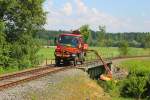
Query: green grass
37 47 55 59
0 66 19 75
0 47 149 75
119 58 150 75
37 47 150 60
90 47 150 58
0 65 36 75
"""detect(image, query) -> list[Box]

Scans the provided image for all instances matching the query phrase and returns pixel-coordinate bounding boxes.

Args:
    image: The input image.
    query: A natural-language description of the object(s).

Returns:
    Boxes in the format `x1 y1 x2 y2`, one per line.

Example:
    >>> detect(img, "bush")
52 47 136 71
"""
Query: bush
18 59 31 70
97 80 120 97
118 41 129 56
120 75 148 99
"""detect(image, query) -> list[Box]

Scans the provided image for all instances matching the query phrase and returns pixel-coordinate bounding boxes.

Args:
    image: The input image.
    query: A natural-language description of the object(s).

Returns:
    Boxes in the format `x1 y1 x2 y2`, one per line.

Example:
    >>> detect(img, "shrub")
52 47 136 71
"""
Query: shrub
120 75 148 99
97 80 120 97
118 41 129 56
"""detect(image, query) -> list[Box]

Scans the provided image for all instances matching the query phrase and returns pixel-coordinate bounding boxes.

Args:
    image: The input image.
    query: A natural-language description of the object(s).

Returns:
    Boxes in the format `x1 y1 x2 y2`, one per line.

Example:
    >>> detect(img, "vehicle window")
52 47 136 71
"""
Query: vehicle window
59 35 79 47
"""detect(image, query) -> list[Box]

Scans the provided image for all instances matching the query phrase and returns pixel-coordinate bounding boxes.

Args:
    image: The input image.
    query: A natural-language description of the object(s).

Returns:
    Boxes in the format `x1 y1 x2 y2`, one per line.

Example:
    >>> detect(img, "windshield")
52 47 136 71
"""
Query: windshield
59 35 79 47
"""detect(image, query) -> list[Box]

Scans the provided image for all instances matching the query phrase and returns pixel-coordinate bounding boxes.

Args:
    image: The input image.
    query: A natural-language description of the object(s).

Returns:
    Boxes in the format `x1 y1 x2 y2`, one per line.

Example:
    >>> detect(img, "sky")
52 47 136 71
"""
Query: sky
43 0 150 32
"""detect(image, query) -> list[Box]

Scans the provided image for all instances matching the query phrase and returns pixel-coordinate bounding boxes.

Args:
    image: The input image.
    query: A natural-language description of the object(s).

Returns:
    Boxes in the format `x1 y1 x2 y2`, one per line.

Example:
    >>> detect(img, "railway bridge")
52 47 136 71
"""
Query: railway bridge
77 60 112 79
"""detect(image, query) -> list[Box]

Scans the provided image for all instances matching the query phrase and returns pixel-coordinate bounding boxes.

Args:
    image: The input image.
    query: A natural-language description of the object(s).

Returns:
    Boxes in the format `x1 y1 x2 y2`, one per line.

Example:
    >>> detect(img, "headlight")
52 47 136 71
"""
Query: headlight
72 54 76 57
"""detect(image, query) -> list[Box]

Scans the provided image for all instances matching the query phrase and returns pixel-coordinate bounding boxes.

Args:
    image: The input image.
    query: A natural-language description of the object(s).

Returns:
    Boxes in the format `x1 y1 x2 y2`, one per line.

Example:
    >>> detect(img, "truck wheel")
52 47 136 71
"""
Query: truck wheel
55 58 61 66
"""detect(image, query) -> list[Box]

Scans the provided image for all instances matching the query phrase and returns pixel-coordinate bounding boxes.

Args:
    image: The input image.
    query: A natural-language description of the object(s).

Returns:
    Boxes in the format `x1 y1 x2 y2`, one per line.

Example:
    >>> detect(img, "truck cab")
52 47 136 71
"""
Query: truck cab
54 31 88 66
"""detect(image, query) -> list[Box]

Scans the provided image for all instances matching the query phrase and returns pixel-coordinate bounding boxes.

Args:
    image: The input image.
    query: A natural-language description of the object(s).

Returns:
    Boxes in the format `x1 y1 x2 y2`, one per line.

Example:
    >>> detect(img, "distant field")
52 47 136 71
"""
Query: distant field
119 58 150 73
1 47 148 75
38 47 150 60
38 47 55 59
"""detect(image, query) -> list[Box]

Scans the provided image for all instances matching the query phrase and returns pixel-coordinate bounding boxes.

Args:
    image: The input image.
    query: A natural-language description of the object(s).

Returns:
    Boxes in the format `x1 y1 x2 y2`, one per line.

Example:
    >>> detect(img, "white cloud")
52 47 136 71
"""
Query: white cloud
63 2 72 16
75 0 88 14
43 0 131 32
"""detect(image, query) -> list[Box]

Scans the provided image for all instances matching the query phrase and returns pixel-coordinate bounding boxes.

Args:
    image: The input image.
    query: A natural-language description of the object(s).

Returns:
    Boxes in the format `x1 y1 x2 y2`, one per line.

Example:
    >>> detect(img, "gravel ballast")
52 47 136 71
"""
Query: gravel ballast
0 68 109 100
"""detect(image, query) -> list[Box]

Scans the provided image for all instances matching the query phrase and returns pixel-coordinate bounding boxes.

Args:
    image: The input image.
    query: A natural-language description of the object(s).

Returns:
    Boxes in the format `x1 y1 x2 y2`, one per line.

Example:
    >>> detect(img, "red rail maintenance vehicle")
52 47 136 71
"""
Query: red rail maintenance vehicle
54 30 88 66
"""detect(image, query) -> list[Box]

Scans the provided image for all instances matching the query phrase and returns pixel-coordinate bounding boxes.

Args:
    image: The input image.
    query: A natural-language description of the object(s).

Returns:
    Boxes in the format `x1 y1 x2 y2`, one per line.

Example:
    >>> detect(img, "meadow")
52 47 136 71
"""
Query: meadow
0 47 149 75
38 47 150 60
119 58 150 75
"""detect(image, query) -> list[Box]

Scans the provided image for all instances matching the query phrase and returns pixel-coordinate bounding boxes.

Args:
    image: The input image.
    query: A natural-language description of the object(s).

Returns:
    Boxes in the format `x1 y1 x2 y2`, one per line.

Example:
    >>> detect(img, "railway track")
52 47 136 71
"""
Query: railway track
0 65 72 91
0 65 55 81
0 60 99 91
0 55 149 91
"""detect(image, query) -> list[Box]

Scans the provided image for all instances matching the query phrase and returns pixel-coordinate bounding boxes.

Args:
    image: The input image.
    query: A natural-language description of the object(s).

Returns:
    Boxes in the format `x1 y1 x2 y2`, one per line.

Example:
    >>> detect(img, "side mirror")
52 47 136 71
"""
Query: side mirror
83 44 88 50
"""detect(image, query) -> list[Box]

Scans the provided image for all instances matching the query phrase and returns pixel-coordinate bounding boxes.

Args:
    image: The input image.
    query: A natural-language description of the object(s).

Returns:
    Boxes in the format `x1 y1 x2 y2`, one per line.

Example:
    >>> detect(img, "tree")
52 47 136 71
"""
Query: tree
144 33 150 48
0 0 46 68
98 25 106 46
118 41 129 56
0 21 5 65
0 20 5 44
87 31 93 46
79 25 91 43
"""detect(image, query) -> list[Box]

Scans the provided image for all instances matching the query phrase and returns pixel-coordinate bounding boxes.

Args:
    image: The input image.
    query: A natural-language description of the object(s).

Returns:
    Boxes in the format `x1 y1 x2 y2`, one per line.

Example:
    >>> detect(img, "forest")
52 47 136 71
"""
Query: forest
36 29 150 48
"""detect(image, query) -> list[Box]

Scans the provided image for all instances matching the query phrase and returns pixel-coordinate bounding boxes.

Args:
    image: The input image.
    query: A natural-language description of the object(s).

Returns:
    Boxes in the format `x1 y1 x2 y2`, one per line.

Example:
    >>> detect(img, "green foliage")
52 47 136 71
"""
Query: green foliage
118 59 150 99
143 34 150 48
97 25 106 46
120 59 150 76
120 76 148 99
37 29 150 48
0 0 46 68
0 66 19 75
79 24 91 43
99 59 150 99
36 30 68 46
98 80 120 97
0 20 11 67
87 31 93 46
118 41 129 56
0 20 5 43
